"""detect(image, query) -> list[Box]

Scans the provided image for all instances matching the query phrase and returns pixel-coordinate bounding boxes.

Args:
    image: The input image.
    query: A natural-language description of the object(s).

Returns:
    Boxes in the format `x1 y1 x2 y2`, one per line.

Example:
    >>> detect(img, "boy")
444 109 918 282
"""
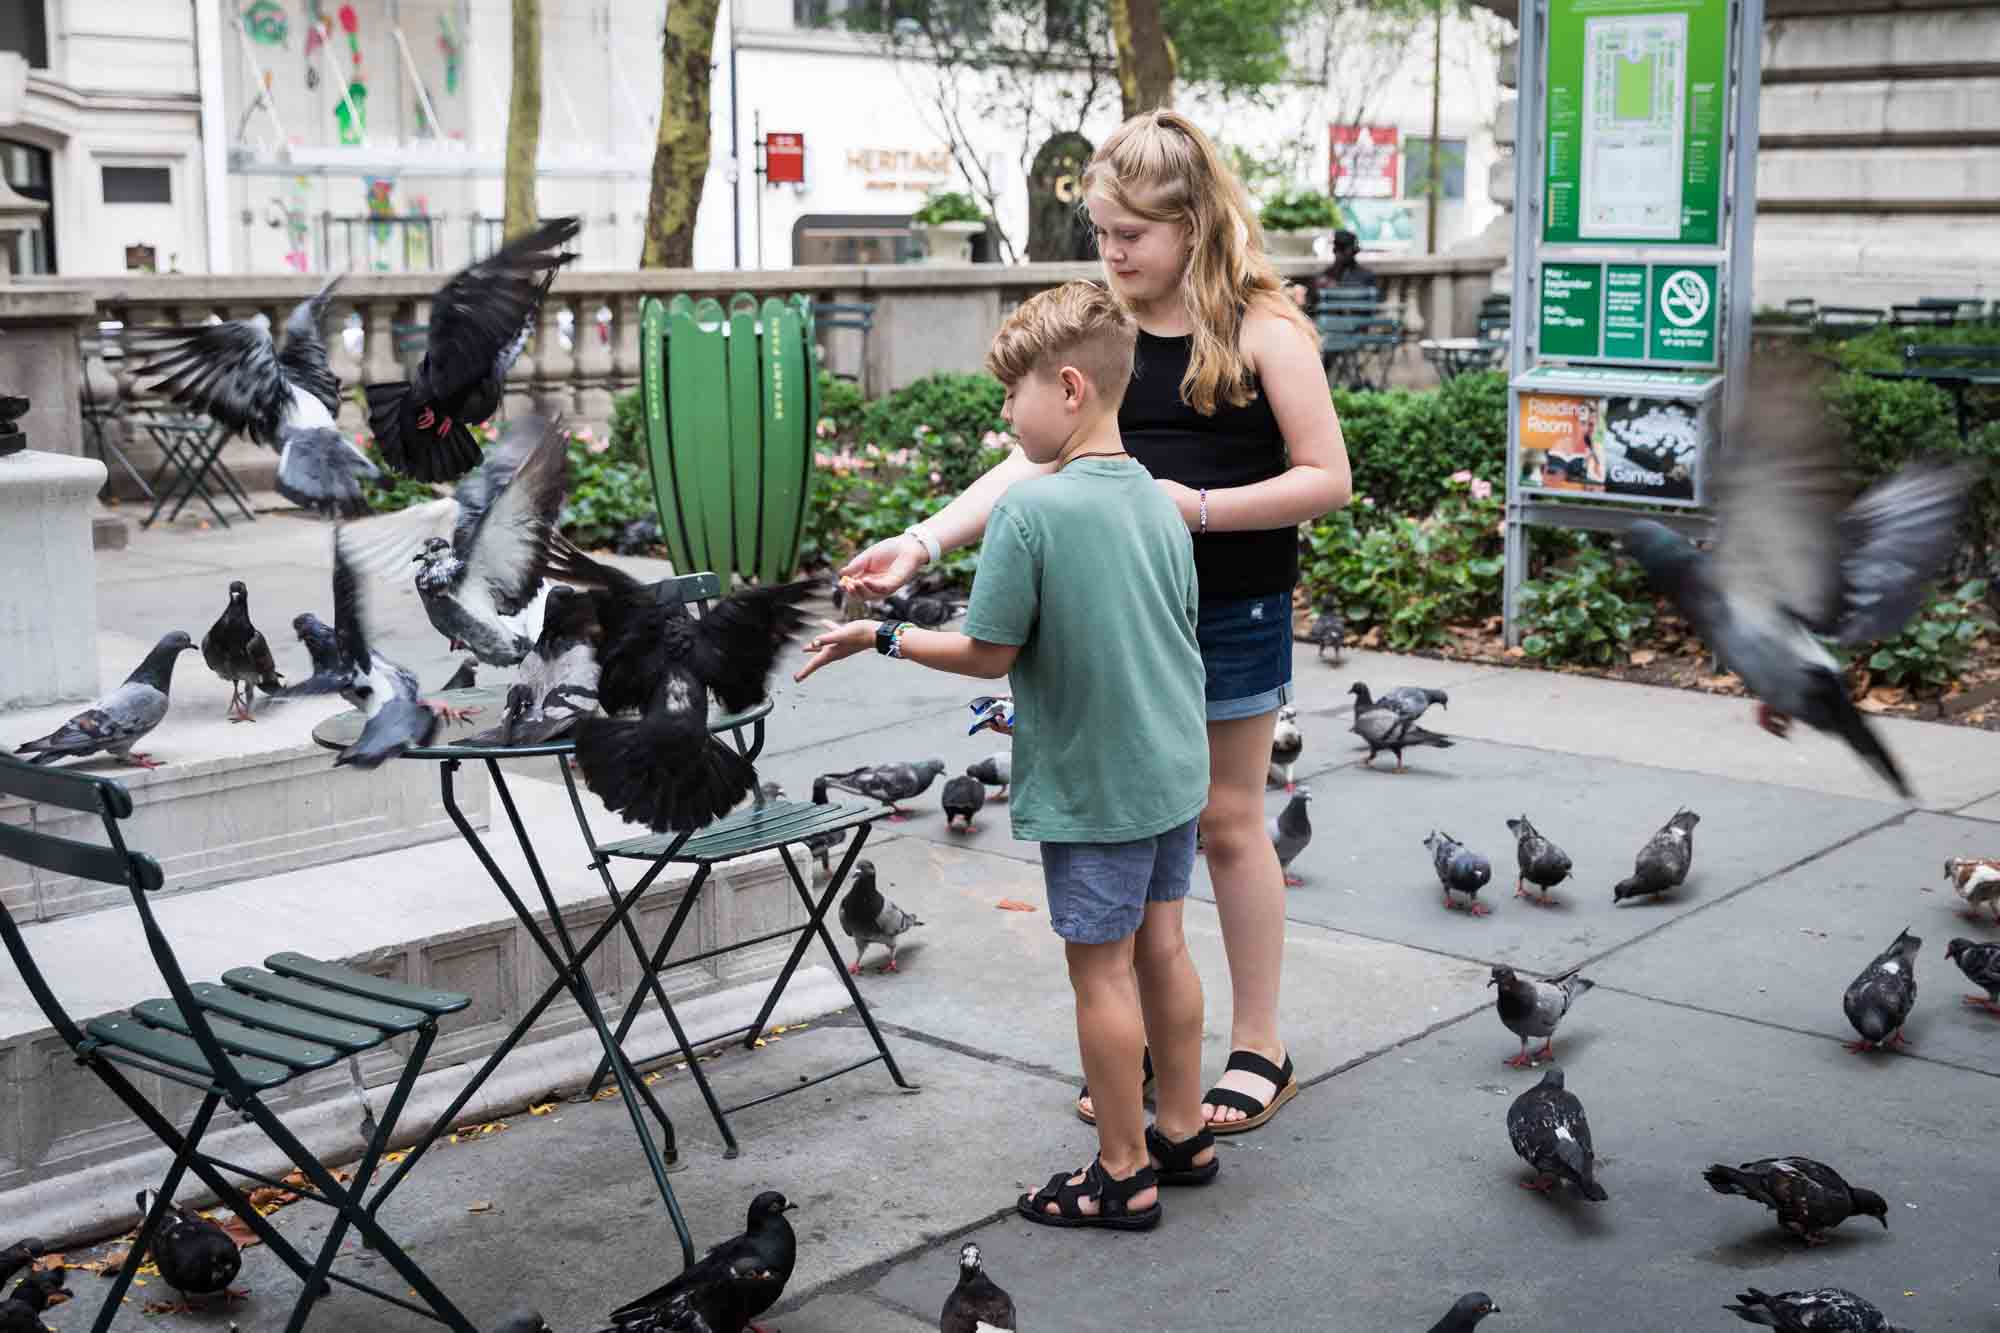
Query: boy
795 280 1215 1229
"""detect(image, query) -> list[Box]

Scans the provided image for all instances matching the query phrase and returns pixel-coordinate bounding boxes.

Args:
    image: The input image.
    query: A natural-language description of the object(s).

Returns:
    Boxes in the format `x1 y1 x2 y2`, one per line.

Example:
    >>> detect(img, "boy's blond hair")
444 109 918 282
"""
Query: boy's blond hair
985 280 1139 406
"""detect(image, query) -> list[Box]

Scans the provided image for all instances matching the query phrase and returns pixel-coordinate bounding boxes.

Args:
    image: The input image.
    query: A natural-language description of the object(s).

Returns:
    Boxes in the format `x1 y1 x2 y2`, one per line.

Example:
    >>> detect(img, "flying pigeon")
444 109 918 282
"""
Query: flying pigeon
1350 682 1454 772
132 275 378 515
839 860 922 974
941 773 985 832
1612 808 1699 903
14 631 194 769
0 1241 41 1292
1426 1293 1499 1333
967 751 1011 801
1506 815 1572 906
1425 830 1492 915
439 656 480 693
940 1242 1016 1333
1621 346 1968 801
1943 857 2000 923
1724 1286 1908 1331
1843 927 1920 1053
201 580 284 723
1945 936 2000 1012
820 759 947 817
1307 597 1345 663
607 1189 796 1333
1490 964 1593 1068
366 217 580 483
1268 703 1303 790
138 1189 241 1303
458 584 602 747
0 1268 66 1333
1269 787 1313 886
1703 1157 1889 1245
1505 1066 1607 1201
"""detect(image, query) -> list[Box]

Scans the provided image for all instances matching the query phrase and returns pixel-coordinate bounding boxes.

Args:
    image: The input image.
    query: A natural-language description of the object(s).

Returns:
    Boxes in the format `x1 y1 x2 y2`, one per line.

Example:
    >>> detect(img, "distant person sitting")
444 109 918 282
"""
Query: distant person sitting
1289 230 1375 309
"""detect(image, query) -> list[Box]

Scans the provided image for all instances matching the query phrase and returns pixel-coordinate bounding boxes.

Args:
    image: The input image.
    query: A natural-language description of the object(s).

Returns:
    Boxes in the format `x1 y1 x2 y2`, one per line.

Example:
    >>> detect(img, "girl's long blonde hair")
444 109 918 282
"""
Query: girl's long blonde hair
1082 109 1318 416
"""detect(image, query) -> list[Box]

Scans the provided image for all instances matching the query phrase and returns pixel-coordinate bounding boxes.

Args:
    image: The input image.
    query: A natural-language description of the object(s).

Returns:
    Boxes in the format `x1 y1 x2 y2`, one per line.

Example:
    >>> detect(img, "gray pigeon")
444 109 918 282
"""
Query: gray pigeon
1268 703 1303 790
821 758 947 817
138 1188 240 1302
1378 684 1449 722
1506 814 1572 906
1843 927 1920 1053
966 752 1010 800
1943 857 2000 923
1268 787 1312 885
1703 1157 1888 1245
839 860 922 974
202 581 284 723
1724 1286 1908 1331
289 611 340 684
1350 683 1454 772
1612 809 1699 902
939 1241 1016 1333
1490 964 1593 1068
458 585 602 747
1945 936 2000 1011
1506 1066 1607 1201
1425 830 1492 915
941 774 986 832
1426 1293 1499 1333
14 632 194 769
1307 598 1345 663
1622 346 1968 801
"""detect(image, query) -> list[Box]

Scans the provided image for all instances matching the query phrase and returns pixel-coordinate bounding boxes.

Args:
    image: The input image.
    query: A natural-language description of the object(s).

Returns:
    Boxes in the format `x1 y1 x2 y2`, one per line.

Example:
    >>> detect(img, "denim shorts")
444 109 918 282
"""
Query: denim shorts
1197 590 1295 722
1039 819 1199 945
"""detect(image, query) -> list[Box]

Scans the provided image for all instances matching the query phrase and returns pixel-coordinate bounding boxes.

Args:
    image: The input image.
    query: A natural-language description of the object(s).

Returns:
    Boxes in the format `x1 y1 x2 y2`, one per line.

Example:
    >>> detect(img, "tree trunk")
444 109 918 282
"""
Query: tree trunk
502 0 542 242
1110 0 1176 121
641 0 724 269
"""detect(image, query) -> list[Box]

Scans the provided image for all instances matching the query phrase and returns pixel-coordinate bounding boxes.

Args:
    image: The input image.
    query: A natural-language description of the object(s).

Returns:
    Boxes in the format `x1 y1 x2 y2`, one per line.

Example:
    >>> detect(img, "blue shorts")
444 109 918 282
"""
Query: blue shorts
1197 591 1295 722
1039 819 1199 945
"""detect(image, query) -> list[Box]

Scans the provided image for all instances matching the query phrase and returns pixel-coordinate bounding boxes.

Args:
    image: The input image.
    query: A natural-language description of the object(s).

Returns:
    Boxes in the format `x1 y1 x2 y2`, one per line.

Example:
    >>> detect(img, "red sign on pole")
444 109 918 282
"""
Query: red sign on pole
766 132 805 184
1329 125 1399 200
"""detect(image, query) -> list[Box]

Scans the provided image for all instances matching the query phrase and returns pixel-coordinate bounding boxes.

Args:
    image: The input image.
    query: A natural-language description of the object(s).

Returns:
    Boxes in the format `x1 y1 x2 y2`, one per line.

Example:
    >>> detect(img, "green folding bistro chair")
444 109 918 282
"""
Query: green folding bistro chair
0 755 478 1332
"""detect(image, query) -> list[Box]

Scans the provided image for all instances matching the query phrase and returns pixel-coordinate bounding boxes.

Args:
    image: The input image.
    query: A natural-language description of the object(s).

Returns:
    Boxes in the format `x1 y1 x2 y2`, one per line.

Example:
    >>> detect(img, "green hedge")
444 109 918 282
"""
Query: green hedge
1335 370 1508 516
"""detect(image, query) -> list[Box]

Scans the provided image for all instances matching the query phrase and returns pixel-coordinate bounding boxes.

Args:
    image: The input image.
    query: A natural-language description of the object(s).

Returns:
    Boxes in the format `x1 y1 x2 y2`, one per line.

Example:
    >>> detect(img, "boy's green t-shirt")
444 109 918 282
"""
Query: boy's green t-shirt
961 456 1208 843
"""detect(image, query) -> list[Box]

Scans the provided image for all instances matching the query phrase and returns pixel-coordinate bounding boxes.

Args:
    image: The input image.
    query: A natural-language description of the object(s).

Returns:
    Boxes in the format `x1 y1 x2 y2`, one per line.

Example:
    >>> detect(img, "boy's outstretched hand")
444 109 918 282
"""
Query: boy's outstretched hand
795 619 878 683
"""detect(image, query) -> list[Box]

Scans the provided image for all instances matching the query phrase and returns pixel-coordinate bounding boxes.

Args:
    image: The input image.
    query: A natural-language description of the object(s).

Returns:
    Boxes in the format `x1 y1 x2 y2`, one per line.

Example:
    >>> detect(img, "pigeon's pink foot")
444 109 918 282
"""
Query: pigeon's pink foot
1842 1038 1878 1054
887 809 910 821
1283 874 1304 887
426 700 481 725
1756 702 1792 738
1535 1041 1554 1062
1504 1050 1536 1069
1886 1029 1911 1048
1286 782 1296 793
1468 902 1491 917
966 822 977 832
1443 894 1458 911
992 791 1008 802
883 959 899 973
1962 994 2000 1010
1519 1175 1556 1193
128 753 164 769
1515 879 1529 899
848 963 863 976
1962 908 1985 921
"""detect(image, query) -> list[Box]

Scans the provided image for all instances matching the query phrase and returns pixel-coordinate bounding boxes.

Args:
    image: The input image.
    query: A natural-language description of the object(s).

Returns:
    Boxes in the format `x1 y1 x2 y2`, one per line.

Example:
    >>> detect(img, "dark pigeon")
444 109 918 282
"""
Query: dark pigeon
599 1291 715 1331
1703 1157 1889 1245
821 759 947 817
882 588 962 628
607 1189 795 1333
1621 345 1968 801
1490 964 1593 1068
939 1241 1016 1333
1268 703 1303 790
366 217 580 483
1379 684 1449 722
1426 1292 1499 1333
1724 1286 1908 1331
966 752 1011 800
1945 936 2000 1011
0 1241 41 1292
440 657 479 693
14 632 194 769
1612 808 1699 903
1506 814 1572 906
139 1189 240 1301
292 611 340 680
1425 830 1492 916
839 860 922 974
1350 682 1454 772
0 1268 66 1333
458 584 602 747
1307 597 1345 663
1269 787 1312 885
941 773 985 832
1843 927 1920 1053
1506 1066 1607 1201
202 580 284 723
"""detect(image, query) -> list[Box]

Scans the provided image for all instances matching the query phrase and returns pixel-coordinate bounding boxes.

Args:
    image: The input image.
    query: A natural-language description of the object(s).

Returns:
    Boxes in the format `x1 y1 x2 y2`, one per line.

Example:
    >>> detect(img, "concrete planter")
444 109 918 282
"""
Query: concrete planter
918 220 986 265
1264 229 1324 258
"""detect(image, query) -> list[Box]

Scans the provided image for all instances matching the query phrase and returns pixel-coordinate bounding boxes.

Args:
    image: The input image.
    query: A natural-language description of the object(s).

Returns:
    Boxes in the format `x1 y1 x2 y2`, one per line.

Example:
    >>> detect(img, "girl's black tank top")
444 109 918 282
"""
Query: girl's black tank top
1118 327 1297 602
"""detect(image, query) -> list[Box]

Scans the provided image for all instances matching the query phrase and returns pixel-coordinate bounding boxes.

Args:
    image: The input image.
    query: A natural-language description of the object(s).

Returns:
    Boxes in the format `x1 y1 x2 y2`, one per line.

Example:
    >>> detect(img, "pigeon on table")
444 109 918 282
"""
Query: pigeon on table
1506 814 1572 906
0 1268 66 1333
1621 345 1968 801
440 657 479 693
1505 1066 1607 1201
1268 703 1303 790
0 1241 40 1291
1425 830 1492 916
458 584 602 747
1490 964 1593 1068
139 1189 241 1304
1724 1286 1908 1331
939 1242 1016 1333
1269 787 1313 886
607 1189 795 1333
1426 1293 1499 1333
1843 927 1920 1053
840 860 922 974
1349 682 1453 772
1307 596 1345 663
1703 1157 1889 1245
1612 808 1699 903
820 759 947 818
366 216 580 483
202 580 284 723
14 631 194 770
967 751 1010 801
1945 937 2000 1012
1943 856 2000 923
941 773 986 832
131 274 378 515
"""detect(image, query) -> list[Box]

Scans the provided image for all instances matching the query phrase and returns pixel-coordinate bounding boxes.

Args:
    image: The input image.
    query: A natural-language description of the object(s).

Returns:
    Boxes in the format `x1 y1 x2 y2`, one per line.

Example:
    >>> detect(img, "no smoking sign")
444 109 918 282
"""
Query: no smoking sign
1647 263 1718 364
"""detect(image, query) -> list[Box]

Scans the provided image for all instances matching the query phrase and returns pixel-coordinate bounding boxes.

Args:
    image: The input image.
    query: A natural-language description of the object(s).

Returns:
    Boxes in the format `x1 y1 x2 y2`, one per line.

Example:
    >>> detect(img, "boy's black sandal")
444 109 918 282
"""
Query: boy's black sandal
1202 1050 1298 1135
1074 1046 1155 1126
1016 1157 1162 1231
1145 1124 1220 1187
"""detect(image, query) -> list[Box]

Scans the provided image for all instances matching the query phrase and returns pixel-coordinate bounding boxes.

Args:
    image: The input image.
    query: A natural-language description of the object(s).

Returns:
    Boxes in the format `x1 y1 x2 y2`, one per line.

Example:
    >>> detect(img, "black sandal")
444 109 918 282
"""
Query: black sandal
1075 1047 1155 1126
1202 1050 1297 1135
1016 1156 1162 1231
1146 1124 1220 1187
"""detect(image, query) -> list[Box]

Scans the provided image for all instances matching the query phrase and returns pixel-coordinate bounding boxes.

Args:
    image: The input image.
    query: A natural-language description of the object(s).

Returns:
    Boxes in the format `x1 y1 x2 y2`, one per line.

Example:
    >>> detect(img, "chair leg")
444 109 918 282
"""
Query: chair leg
89 1092 223 1333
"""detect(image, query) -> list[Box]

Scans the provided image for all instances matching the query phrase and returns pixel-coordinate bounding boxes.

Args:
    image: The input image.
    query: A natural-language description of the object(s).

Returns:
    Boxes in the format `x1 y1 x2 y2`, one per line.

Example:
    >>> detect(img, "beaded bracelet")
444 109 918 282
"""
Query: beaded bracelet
889 622 912 659
1197 488 1209 535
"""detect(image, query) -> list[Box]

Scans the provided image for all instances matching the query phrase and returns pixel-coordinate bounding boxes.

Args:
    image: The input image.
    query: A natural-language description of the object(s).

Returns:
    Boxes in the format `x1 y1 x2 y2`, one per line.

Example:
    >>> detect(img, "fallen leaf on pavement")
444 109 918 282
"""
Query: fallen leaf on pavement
218 1217 263 1249
1628 649 1657 666
467 1201 492 1214
995 899 1037 912
528 1102 556 1117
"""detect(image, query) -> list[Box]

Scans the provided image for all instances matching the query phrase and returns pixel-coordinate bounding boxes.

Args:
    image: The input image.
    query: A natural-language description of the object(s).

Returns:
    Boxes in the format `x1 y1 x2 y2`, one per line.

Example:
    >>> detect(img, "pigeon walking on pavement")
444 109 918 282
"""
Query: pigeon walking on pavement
1843 927 1921 1053
1943 857 2000 923
1612 809 1699 903
608 1189 796 1333
1269 787 1313 886
1426 1293 1499 1333
1506 1067 1607 1201
939 1242 1016 1333
1945 937 2000 1011
941 773 986 833
202 580 284 722
966 752 1010 801
1349 682 1454 772
1702 1157 1889 1245
14 632 194 770
1506 815 1572 906
1307 597 1345 663
1425 830 1492 916
1377 684 1450 722
1724 1286 1908 1331
1490 965 1594 1068
138 1189 241 1304
839 860 922 974
820 759 947 818
1268 703 1303 790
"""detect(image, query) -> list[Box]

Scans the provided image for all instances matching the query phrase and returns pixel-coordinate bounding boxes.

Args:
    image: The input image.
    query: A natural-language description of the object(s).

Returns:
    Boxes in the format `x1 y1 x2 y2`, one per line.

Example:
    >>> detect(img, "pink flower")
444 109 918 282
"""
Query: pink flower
1470 478 1493 500
1450 469 1473 484
816 419 836 439
930 470 943 485
588 439 610 455
1494 520 1507 537
1360 496 1375 508
865 443 881 458
914 424 931 438
814 451 832 467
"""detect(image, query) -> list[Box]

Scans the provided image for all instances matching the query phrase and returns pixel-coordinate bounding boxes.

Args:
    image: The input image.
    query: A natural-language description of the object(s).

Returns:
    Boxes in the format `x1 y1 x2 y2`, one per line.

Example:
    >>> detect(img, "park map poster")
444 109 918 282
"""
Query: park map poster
1542 0 1729 245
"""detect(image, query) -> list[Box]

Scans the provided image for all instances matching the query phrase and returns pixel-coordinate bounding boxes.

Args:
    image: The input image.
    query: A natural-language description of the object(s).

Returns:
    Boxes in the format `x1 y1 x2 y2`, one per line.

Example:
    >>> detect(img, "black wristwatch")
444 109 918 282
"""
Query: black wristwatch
875 620 906 656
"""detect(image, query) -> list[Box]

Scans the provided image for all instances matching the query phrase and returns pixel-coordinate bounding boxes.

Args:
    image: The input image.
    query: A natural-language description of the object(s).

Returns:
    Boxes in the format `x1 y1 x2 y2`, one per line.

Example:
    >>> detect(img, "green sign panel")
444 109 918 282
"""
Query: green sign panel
1647 263 1719 362
1537 260 1720 367
1539 264 1602 357
1542 0 1730 245
1603 264 1647 357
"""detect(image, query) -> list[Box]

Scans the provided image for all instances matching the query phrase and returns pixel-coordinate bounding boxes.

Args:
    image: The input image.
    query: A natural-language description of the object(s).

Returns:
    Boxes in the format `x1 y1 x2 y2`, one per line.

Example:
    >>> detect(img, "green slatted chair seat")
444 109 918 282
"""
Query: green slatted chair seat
222 967 434 1033
265 953 470 1016
82 1015 294 1090
182 982 382 1051
601 798 884 864
131 1000 343 1070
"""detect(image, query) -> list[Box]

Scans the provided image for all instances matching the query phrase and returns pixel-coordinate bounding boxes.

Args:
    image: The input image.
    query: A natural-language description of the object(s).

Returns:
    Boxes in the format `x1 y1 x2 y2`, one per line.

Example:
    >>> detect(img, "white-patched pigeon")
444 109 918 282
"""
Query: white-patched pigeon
1843 927 1920 1053
1612 809 1699 902
1506 1066 1606 1201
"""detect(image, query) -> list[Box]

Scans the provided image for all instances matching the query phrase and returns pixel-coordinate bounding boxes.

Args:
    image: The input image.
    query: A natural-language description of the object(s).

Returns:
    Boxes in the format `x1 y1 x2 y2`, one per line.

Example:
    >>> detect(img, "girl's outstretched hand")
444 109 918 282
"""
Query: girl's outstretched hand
795 619 878 683
839 534 925 599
